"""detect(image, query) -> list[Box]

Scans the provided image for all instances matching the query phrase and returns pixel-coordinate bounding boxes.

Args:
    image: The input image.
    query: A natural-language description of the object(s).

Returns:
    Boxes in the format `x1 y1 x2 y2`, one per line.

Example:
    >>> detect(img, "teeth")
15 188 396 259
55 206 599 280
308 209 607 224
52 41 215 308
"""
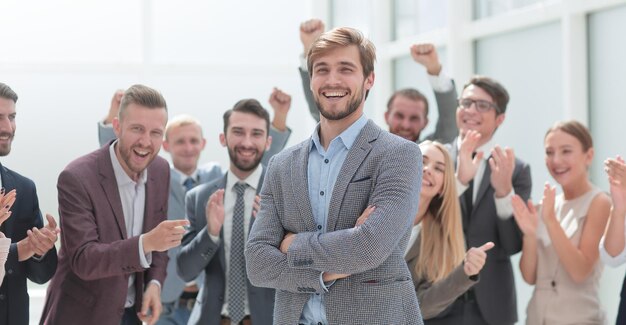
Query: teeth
323 91 347 97
134 149 149 157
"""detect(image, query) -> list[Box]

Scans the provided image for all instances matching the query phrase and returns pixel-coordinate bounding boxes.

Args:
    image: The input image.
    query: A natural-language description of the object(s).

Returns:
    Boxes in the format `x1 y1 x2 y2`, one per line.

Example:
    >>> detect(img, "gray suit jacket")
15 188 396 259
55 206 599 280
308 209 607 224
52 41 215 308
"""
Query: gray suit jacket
97 121 290 303
405 232 477 320
298 67 459 144
177 172 274 325
246 120 424 325
446 138 532 325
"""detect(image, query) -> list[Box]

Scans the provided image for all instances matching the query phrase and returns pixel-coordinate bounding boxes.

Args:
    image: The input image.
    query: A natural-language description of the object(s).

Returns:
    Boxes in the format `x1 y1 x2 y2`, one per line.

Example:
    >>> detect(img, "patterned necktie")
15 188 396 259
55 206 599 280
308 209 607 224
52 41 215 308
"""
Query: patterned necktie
229 182 248 324
183 177 195 192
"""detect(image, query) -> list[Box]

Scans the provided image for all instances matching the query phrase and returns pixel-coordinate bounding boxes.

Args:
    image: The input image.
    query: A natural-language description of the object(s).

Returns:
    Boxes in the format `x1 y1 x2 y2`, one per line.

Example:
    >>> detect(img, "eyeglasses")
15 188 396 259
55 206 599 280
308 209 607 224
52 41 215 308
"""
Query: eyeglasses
457 98 499 113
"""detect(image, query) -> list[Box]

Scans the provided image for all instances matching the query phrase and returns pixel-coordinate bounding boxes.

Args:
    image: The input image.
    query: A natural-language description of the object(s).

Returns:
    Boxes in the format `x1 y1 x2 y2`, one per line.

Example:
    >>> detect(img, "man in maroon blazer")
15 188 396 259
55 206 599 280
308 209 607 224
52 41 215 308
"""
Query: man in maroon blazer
40 85 189 325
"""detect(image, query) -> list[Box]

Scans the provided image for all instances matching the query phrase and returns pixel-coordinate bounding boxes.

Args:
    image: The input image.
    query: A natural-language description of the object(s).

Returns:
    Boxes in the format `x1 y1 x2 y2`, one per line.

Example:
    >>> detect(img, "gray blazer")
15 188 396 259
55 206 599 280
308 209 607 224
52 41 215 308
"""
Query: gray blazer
298 67 459 144
176 172 274 325
405 233 477 319
246 120 425 325
97 122 289 303
446 138 532 325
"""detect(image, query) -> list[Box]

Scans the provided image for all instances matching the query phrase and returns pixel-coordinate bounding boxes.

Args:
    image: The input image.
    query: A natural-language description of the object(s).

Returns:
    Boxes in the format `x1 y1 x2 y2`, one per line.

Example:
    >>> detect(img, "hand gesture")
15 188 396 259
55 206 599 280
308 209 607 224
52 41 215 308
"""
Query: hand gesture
143 219 189 253
26 214 60 257
354 205 376 227
489 146 515 197
540 182 557 224
269 87 291 131
511 195 538 236
206 190 225 237
104 89 124 125
606 156 626 213
464 242 494 276
280 232 295 254
456 130 483 186
410 43 442 76
0 189 16 226
252 195 261 218
300 19 325 54
138 282 162 325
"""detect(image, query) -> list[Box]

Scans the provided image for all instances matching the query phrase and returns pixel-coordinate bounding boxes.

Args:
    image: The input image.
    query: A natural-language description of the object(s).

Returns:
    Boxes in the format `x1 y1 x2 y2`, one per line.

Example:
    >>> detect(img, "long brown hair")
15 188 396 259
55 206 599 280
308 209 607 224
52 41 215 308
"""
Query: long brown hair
415 141 466 283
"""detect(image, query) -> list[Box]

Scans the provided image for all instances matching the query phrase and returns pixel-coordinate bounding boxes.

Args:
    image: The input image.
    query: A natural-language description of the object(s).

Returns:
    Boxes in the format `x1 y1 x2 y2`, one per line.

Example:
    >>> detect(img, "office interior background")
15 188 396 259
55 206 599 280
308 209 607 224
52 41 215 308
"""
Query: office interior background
1 0 625 323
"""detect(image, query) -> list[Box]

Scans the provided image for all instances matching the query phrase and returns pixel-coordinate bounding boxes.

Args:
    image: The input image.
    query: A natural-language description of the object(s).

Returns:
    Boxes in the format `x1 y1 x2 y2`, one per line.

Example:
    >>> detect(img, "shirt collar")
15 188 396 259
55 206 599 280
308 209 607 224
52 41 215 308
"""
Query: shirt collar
173 167 199 185
457 134 498 161
109 140 148 186
310 114 368 154
226 164 263 193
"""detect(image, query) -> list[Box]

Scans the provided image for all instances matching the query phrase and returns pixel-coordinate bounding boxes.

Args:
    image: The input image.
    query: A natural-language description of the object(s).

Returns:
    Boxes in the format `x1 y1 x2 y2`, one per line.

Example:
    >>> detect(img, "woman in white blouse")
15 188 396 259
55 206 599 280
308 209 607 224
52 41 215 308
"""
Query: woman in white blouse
600 155 626 324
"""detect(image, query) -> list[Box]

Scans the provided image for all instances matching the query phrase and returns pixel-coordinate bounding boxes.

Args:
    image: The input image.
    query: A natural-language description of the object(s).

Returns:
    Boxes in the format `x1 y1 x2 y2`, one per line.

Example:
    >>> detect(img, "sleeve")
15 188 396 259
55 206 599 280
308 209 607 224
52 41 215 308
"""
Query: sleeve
424 78 459 144
495 162 531 255
263 126 292 167
57 169 144 281
245 155 328 293
298 66 321 123
23 182 57 284
176 189 220 282
416 264 477 319
98 121 117 147
284 142 422 274
599 234 626 267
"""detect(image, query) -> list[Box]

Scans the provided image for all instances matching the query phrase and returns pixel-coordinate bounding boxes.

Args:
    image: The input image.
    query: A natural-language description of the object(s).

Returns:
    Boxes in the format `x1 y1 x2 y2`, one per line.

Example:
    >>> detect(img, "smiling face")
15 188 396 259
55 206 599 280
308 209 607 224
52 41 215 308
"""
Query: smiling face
420 143 447 200
162 123 206 176
544 129 593 188
385 95 428 142
310 45 374 121
113 103 167 181
456 84 505 146
220 111 271 176
0 97 16 157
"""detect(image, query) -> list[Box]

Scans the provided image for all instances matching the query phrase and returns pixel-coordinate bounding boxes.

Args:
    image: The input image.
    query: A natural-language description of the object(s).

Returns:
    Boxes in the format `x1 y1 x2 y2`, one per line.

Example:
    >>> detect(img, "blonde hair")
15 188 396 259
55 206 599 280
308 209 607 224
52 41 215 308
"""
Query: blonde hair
415 141 466 283
165 114 202 141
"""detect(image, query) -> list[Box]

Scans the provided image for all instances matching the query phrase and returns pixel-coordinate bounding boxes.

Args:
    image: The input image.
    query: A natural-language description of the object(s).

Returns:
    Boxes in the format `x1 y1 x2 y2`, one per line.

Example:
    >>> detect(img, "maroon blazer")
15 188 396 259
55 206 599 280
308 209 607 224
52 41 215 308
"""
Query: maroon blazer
40 142 169 325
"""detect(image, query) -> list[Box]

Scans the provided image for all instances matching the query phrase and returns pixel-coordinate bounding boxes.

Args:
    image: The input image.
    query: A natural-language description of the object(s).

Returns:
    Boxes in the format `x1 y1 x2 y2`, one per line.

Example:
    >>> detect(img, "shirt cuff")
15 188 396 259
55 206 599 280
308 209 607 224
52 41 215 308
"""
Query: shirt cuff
148 279 162 290
99 120 112 128
300 53 308 72
599 236 626 267
138 234 152 268
494 189 515 220
32 252 48 262
209 233 221 244
456 178 469 197
427 69 454 93
319 272 335 292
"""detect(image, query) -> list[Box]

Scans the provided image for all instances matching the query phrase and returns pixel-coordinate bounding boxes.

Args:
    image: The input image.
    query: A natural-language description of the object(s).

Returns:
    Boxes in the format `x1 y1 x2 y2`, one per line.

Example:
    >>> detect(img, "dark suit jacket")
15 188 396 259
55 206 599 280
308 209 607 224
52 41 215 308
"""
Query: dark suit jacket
0 163 57 325
177 171 275 325
40 142 169 325
445 138 532 325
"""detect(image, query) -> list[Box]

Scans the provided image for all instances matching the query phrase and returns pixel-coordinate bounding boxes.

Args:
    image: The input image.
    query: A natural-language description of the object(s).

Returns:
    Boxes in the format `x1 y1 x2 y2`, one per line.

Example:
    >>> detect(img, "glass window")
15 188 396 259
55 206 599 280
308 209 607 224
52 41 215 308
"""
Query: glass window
473 0 560 20
393 0 447 40
330 0 373 35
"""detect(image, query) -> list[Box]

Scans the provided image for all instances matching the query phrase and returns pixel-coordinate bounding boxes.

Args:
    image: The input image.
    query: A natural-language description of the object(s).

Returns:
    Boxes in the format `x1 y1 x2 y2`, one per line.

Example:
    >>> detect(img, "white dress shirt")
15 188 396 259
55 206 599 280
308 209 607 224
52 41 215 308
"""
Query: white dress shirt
455 136 516 219
109 141 154 307
209 166 262 317
599 215 626 267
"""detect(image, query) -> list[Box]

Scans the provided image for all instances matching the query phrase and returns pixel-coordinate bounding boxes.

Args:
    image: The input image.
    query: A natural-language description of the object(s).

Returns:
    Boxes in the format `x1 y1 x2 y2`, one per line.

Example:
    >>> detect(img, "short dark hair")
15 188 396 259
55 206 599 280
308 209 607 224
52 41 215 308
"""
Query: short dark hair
119 84 168 119
0 83 18 103
223 99 270 135
387 88 429 115
463 76 509 114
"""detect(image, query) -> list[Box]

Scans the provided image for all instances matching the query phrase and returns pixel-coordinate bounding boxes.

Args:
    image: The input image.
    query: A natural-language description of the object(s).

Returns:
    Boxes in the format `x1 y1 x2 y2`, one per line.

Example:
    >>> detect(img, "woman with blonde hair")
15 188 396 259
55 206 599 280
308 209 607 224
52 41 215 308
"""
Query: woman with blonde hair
406 140 494 322
512 120 611 324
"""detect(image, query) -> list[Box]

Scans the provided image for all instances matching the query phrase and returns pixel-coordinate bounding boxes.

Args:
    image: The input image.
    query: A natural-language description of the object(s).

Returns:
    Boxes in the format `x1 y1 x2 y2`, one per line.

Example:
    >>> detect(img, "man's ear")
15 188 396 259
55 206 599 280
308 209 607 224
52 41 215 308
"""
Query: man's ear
219 133 226 147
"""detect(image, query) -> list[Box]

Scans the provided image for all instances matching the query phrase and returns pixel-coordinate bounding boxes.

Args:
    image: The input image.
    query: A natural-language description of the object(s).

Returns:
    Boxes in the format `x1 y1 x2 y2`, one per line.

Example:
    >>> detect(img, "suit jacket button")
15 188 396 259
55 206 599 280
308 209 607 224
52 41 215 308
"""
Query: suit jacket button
6 269 12 275
0 294 4 300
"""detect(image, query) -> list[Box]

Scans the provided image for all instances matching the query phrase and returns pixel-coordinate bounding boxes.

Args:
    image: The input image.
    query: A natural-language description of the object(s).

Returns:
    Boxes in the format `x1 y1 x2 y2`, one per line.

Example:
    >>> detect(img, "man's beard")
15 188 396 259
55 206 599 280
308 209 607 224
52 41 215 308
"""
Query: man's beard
315 87 364 121
0 132 14 157
228 145 264 172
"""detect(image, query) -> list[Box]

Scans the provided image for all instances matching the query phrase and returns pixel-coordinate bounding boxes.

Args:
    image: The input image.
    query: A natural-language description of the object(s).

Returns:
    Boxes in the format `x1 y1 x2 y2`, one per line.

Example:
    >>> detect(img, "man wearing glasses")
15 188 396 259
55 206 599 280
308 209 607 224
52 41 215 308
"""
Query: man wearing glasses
435 77 532 325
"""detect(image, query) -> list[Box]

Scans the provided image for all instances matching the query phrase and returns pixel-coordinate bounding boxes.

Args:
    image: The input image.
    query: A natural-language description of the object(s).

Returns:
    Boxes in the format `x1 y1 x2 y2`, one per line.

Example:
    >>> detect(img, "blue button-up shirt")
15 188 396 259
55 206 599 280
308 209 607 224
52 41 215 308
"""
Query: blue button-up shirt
299 114 368 325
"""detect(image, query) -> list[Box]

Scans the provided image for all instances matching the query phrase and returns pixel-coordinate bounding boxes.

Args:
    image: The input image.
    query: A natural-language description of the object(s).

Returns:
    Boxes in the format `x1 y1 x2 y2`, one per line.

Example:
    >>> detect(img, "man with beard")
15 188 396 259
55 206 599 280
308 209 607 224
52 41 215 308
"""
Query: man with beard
0 83 58 325
41 84 189 325
298 19 458 144
246 27 424 324
177 99 275 325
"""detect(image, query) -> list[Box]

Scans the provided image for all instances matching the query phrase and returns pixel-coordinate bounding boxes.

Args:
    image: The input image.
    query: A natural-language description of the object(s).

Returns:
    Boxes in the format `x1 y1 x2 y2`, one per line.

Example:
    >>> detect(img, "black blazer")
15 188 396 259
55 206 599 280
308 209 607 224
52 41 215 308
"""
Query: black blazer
0 163 57 325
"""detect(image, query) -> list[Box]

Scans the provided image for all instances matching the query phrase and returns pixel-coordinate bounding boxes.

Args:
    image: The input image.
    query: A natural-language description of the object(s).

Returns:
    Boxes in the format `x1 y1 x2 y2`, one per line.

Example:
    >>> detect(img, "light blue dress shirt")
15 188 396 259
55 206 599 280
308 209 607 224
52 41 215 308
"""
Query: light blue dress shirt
299 114 368 325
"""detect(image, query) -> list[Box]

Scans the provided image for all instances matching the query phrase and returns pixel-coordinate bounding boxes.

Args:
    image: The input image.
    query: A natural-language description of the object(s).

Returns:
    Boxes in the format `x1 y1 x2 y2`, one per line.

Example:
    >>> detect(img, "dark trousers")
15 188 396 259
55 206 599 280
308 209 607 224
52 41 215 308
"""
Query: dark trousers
121 307 141 325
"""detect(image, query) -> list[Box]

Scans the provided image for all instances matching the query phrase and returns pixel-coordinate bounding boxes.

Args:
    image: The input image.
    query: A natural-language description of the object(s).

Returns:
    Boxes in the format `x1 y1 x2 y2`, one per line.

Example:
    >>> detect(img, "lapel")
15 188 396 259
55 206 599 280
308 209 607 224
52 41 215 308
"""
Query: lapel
169 167 185 209
248 167 266 232
327 120 379 232
98 143 128 239
0 163 16 236
291 142 317 231
216 174 228 272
